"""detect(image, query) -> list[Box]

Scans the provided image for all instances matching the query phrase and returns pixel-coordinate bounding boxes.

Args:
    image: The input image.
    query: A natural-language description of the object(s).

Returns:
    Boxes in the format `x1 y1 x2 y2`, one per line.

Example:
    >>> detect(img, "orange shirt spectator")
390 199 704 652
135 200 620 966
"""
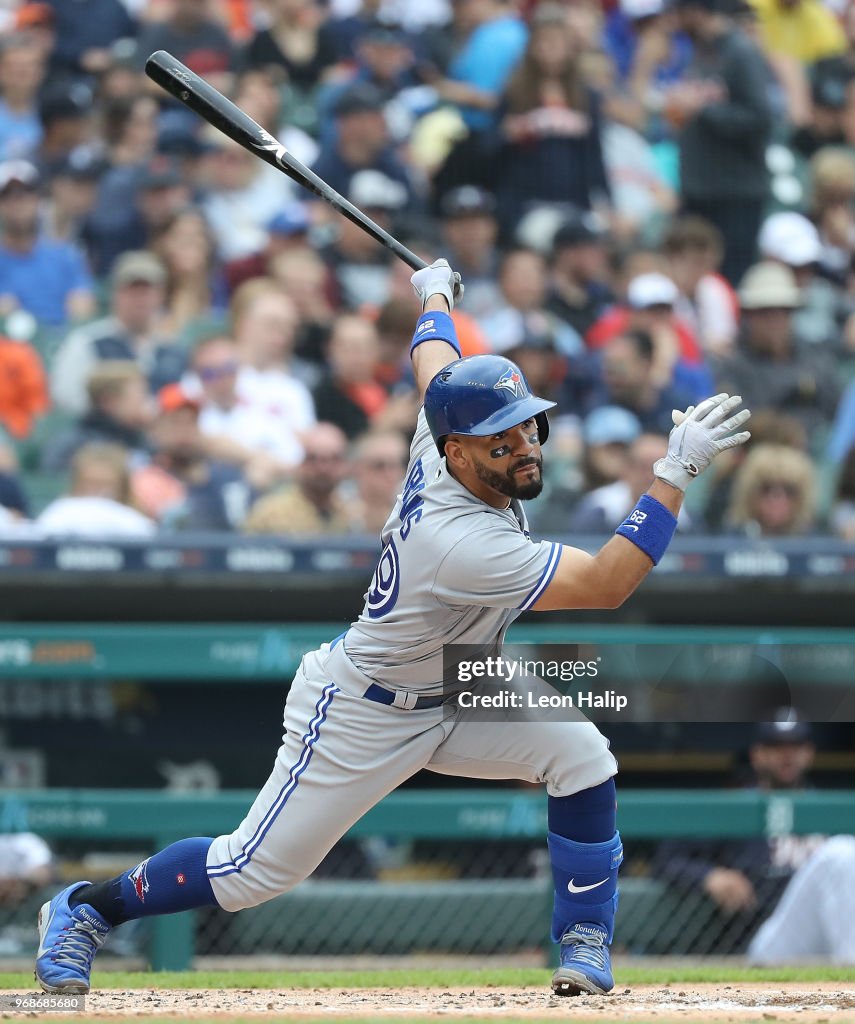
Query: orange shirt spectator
0 335 49 438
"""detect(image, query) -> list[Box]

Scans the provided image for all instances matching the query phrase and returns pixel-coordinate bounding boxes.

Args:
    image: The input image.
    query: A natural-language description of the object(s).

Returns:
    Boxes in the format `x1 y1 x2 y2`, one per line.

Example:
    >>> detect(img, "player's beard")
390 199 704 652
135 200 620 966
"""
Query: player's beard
472 454 544 501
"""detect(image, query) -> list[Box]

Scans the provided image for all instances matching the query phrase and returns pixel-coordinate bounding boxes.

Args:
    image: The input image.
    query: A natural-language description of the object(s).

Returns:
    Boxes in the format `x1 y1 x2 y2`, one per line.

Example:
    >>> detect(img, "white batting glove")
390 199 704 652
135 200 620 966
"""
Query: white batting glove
654 393 751 491
411 258 464 311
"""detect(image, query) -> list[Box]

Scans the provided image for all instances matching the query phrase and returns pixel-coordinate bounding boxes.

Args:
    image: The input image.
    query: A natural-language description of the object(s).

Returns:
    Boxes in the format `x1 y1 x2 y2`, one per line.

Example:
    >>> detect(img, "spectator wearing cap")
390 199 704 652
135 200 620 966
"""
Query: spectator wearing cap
529 402 642 533
0 831 53 912
715 262 840 443
36 81 94 171
202 134 296 263
495 5 610 236
85 154 191 276
243 0 337 92
791 56 853 159
151 207 228 340
318 19 417 132
758 211 843 349
136 0 236 96
653 715 855 962
224 203 312 292
570 431 690 531
0 33 46 162
603 0 693 105
663 216 739 355
38 442 156 539
12 3 56 58
793 5 855 159
439 185 502 319
41 362 152 473
580 405 643 494
587 271 713 403
51 250 180 415
546 210 614 337
43 149 103 244
668 0 772 285
311 82 415 203
585 327 697 435
478 248 583 360
725 443 819 536
312 313 417 439
0 159 95 326
243 421 352 536
132 383 252 531
41 0 135 79
322 168 409 310
229 277 317 442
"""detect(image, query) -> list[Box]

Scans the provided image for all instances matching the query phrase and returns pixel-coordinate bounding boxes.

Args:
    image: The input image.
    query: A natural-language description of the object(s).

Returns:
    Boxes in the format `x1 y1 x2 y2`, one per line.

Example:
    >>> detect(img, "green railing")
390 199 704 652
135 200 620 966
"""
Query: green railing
1 624 854 679
2 789 853 969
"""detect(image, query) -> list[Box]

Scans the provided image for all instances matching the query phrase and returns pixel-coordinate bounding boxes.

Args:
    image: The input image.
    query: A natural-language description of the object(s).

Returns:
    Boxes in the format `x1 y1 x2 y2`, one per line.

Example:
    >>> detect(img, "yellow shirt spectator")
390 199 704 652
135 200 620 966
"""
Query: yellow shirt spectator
750 0 846 63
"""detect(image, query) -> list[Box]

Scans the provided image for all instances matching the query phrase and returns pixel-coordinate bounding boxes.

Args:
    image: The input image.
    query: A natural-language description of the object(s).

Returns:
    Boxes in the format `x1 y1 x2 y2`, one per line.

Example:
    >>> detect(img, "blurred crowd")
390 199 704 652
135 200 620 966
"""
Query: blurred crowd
1 0 855 539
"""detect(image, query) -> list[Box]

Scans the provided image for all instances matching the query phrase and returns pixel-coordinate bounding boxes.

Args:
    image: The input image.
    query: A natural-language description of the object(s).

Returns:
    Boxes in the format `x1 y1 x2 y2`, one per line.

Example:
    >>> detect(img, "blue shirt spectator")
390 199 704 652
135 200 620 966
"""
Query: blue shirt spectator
42 0 136 79
446 4 527 130
0 237 93 326
0 160 95 326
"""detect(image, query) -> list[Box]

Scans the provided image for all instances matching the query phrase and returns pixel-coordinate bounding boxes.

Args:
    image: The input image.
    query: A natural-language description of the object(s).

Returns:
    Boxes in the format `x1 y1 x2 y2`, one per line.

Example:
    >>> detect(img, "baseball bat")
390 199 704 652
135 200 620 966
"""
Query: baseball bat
144 50 428 272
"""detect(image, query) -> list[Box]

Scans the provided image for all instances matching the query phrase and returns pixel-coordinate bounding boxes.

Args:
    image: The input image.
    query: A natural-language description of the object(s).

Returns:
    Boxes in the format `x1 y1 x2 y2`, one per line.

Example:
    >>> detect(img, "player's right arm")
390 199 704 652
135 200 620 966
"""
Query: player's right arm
410 260 464 400
534 394 752 611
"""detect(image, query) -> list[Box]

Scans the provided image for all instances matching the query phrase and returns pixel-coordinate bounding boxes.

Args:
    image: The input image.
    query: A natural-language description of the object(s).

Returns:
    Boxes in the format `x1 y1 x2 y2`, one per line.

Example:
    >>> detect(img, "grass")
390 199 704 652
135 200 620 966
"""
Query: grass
2 964 855 990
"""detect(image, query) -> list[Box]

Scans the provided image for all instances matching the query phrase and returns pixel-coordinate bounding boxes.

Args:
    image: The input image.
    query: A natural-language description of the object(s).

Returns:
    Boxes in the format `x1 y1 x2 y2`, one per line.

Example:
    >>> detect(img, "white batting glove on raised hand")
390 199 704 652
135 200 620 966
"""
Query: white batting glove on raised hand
654 393 751 491
411 258 464 311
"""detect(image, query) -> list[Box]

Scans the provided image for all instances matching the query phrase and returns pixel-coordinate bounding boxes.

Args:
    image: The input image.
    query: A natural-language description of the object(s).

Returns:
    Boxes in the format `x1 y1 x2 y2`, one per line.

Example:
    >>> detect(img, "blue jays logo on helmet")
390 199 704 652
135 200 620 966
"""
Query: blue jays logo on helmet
494 366 527 399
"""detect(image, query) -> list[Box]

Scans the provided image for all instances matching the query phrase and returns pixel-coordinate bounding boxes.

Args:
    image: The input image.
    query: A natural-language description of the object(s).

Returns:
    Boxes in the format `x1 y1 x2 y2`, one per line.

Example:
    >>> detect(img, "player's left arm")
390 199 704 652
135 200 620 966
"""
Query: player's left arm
533 394 751 611
410 260 465 400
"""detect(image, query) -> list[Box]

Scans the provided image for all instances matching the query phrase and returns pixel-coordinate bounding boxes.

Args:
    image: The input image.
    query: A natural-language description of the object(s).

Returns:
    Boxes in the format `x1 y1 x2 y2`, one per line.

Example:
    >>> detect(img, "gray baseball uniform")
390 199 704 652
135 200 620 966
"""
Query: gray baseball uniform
207 410 616 912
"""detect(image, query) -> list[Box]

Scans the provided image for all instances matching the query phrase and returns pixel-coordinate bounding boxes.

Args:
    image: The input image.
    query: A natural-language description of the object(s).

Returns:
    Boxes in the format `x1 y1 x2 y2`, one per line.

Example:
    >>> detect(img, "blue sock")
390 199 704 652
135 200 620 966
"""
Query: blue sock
548 830 623 943
70 838 219 925
548 778 616 842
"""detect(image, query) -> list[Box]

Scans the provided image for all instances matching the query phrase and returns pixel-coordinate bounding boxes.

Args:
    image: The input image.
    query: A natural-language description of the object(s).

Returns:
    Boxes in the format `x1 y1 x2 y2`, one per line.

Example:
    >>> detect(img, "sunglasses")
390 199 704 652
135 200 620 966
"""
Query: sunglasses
304 451 347 463
197 361 239 381
758 481 799 498
363 459 406 471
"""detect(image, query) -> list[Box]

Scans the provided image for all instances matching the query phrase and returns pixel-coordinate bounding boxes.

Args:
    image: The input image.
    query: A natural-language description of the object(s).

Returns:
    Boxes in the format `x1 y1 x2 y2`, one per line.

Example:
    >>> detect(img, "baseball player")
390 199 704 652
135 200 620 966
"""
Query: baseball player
35 260 750 997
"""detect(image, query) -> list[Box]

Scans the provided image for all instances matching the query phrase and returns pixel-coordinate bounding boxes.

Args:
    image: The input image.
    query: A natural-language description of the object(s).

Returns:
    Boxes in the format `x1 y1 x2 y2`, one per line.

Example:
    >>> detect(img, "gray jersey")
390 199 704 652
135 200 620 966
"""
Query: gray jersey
333 409 561 693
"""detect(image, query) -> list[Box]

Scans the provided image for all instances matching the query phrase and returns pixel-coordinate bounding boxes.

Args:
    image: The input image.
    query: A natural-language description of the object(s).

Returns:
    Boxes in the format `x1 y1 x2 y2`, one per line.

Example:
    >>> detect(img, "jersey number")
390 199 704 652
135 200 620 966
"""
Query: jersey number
366 536 400 619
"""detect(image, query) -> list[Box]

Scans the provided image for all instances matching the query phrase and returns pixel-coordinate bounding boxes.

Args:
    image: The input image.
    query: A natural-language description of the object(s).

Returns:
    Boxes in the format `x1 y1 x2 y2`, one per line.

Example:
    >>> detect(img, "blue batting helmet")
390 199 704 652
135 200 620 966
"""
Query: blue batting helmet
424 355 556 455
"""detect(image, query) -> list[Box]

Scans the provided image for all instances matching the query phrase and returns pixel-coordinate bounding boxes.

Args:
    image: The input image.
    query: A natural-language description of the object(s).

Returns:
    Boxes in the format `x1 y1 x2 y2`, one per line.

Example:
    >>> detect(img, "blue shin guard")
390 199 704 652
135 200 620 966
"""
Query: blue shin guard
548 829 623 943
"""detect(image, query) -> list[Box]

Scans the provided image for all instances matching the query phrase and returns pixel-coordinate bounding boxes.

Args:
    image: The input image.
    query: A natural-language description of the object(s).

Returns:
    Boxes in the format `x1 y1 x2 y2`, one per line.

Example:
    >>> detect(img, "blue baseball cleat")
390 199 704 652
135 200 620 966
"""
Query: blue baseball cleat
551 922 614 996
35 882 110 994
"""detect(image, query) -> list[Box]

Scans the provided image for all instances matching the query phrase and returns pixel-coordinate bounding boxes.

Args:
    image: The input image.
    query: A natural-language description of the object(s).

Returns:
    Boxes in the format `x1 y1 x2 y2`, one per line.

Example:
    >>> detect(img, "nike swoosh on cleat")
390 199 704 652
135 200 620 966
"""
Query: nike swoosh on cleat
566 877 609 894
36 903 57 957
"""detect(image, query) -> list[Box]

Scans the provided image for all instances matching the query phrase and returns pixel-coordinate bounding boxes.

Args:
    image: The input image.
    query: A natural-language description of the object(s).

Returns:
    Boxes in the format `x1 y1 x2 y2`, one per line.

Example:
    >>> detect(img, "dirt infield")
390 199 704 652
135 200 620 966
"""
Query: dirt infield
67 982 855 1022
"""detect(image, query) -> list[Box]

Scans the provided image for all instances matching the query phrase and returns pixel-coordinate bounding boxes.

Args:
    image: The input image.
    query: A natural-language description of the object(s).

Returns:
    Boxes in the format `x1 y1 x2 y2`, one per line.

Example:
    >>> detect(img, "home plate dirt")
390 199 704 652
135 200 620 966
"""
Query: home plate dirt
75 983 855 1022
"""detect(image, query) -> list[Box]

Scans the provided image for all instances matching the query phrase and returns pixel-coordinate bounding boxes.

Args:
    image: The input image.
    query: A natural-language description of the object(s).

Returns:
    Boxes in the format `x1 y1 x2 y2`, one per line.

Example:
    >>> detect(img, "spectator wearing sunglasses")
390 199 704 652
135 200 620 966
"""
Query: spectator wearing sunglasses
724 444 819 537
190 335 304 490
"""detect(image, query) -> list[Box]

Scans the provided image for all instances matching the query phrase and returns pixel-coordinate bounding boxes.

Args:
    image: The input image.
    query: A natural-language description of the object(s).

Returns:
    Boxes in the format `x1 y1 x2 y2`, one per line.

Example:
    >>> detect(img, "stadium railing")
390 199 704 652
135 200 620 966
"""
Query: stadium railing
2 788 853 969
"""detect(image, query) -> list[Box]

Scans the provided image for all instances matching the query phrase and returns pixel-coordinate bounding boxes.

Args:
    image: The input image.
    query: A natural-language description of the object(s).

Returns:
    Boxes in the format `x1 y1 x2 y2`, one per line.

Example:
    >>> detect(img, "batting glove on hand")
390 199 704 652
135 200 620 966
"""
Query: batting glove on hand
654 393 751 492
411 258 464 312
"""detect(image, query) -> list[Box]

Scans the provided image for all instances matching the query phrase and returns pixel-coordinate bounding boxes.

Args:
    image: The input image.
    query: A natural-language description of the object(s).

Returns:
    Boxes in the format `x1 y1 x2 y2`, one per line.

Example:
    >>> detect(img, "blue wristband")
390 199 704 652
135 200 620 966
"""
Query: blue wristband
410 311 461 358
615 494 677 565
